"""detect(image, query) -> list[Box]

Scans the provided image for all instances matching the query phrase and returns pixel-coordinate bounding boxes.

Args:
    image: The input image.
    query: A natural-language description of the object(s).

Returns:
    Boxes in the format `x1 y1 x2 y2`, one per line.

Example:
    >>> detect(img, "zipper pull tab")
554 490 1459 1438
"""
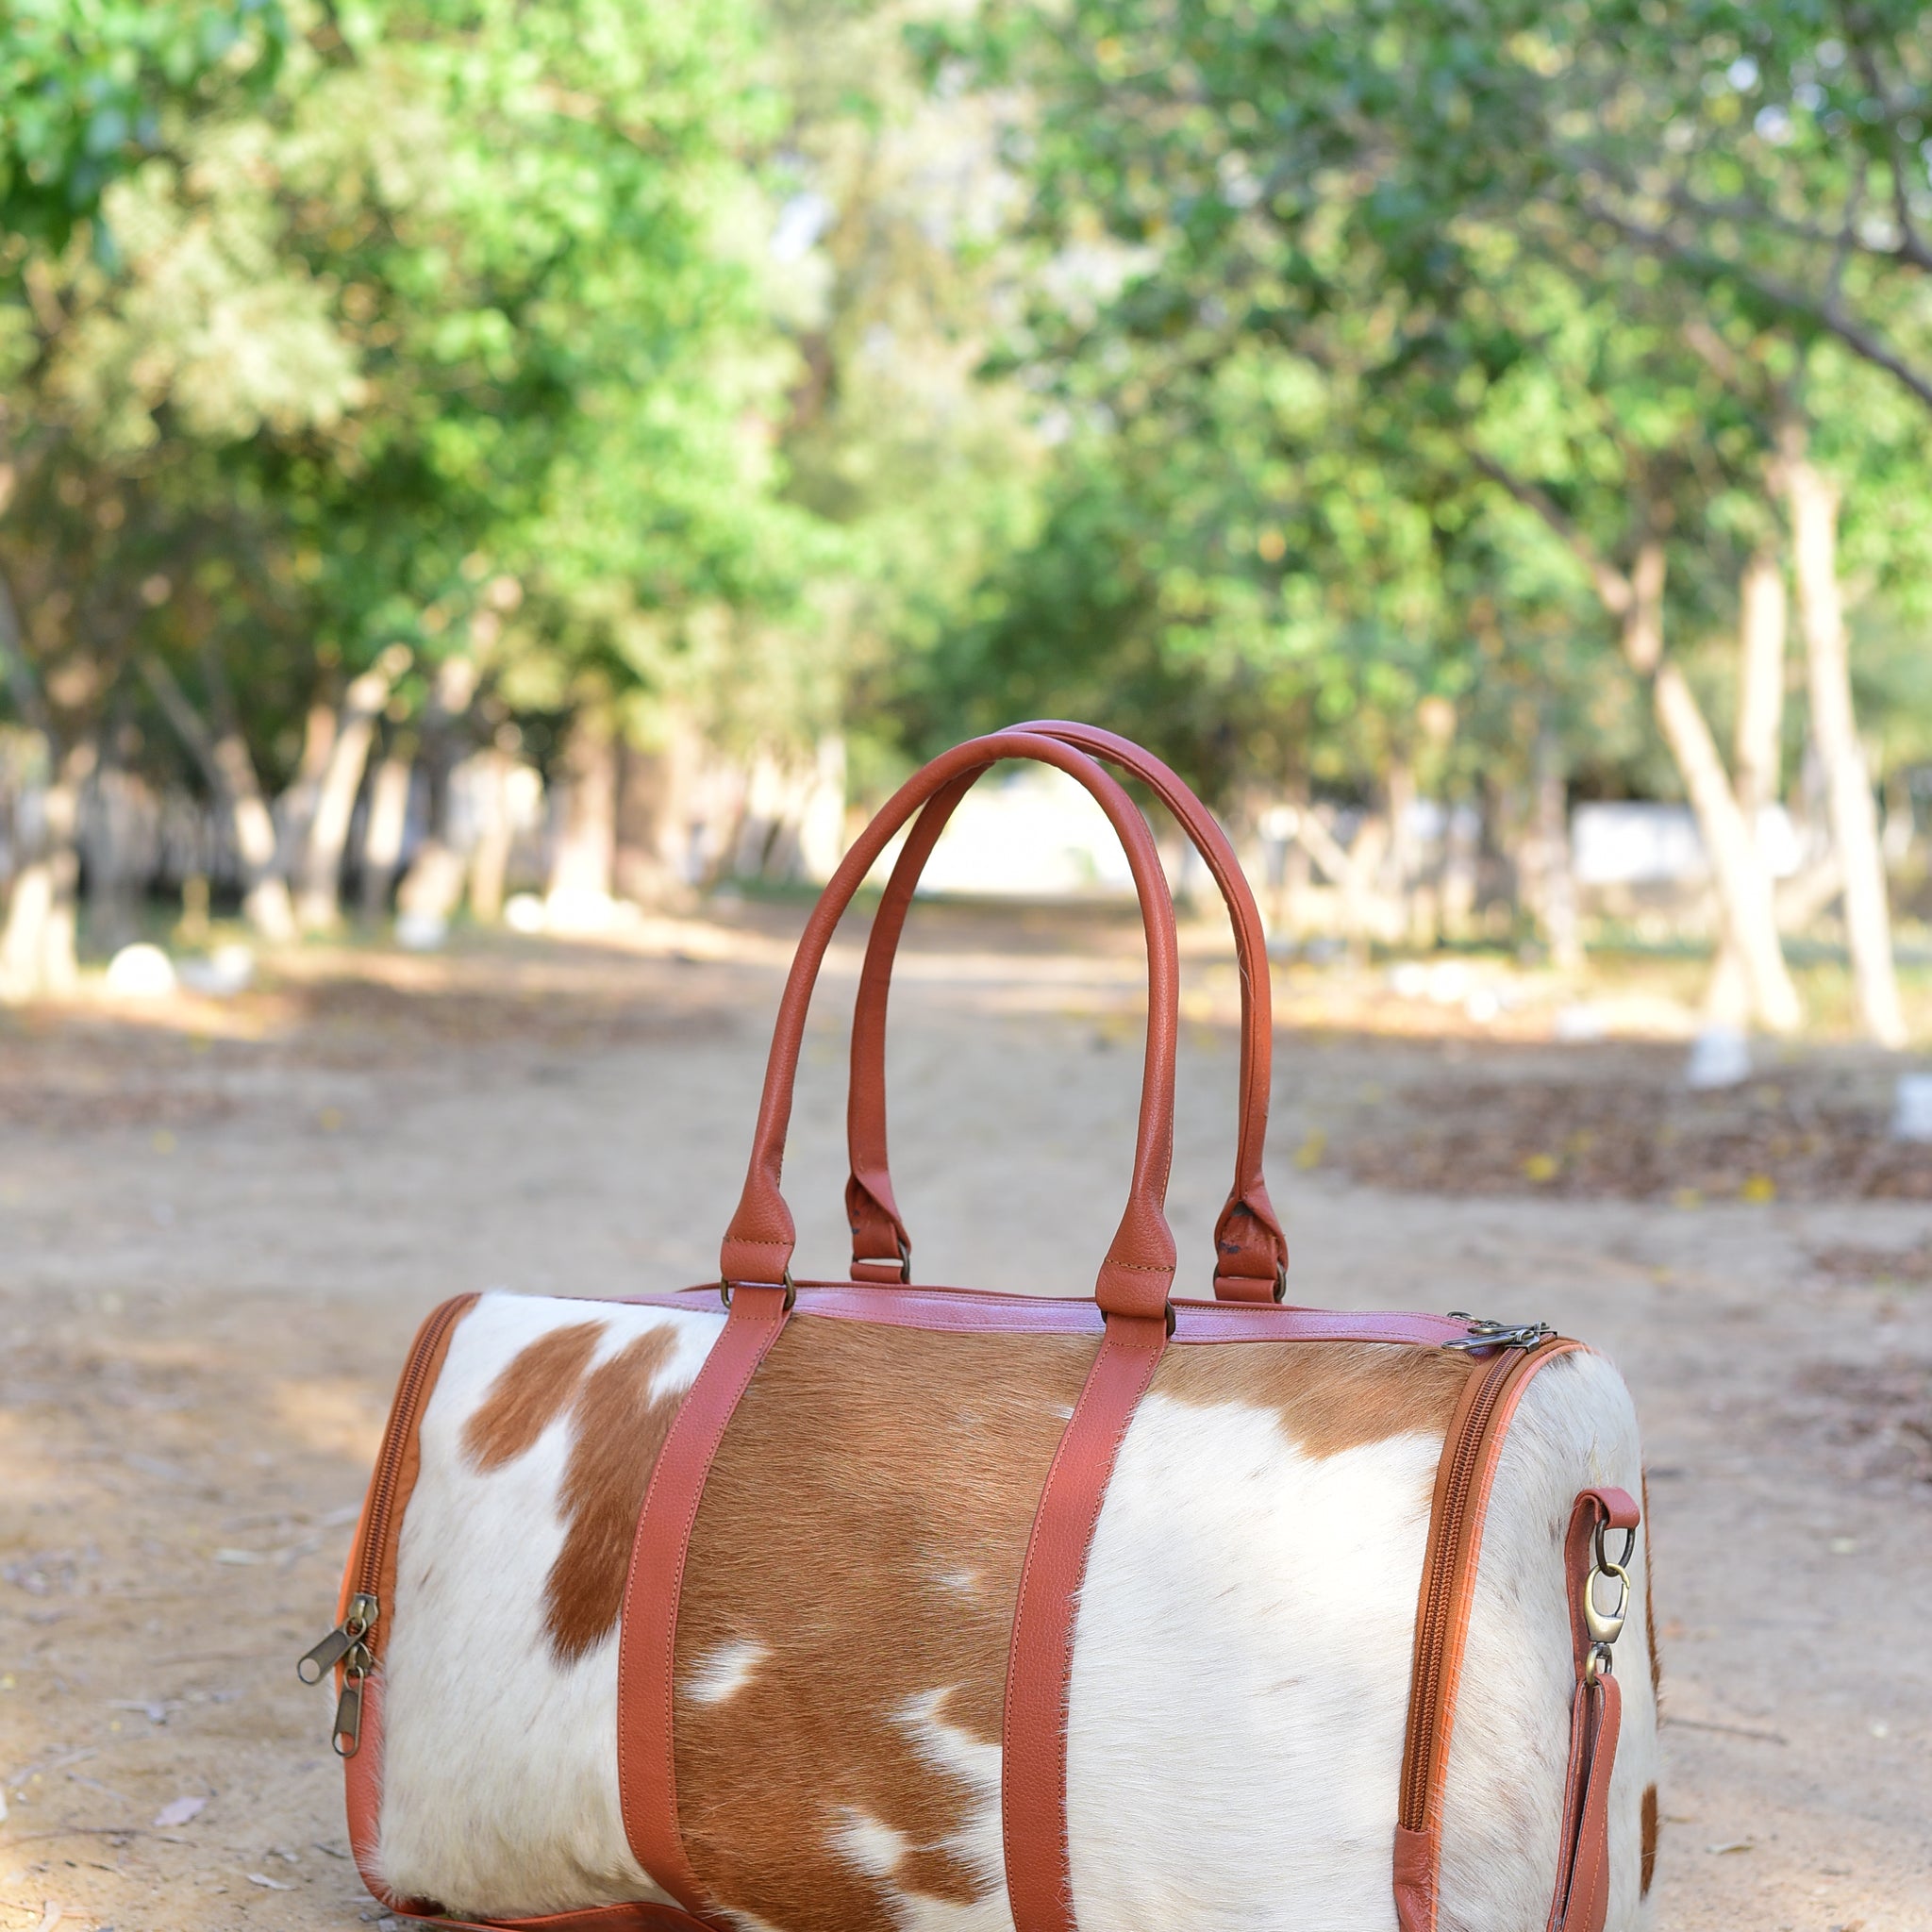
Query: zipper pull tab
332 1640 374 1757
1442 1314 1556 1352
297 1592 379 1685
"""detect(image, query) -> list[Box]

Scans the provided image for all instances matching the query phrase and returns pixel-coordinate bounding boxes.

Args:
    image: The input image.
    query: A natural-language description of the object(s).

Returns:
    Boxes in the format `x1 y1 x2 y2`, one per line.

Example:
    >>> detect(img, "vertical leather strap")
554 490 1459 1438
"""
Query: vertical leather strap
616 1286 792 1923
1546 1486 1639 1932
1002 1310 1169 1932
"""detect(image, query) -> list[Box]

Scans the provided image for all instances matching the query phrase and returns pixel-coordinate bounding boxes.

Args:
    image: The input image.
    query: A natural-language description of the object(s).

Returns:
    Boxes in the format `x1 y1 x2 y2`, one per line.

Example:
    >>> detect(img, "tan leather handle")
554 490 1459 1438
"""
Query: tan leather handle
845 721 1287 1300
721 731 1182 1321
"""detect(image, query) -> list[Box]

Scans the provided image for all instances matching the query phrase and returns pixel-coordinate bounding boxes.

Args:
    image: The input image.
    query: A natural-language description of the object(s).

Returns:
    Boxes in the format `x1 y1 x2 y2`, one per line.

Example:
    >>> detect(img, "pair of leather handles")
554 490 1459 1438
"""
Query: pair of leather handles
720 723 1288 1322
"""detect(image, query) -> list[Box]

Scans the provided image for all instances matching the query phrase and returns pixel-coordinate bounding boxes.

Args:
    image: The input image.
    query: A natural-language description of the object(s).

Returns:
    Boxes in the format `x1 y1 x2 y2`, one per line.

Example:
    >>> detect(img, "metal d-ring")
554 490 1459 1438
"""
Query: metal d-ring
720 1273 796 1311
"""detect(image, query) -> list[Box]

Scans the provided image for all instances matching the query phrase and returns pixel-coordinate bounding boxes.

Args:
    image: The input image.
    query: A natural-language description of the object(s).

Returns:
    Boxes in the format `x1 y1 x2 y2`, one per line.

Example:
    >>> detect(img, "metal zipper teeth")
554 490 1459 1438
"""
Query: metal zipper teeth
350 1293 475 1617
1398 1339 1569 1832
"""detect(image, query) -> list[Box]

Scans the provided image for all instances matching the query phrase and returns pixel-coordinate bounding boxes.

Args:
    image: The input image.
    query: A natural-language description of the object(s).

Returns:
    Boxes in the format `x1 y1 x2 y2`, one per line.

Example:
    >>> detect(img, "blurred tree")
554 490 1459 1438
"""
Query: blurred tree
930 0 1932 1026
0 0 832 970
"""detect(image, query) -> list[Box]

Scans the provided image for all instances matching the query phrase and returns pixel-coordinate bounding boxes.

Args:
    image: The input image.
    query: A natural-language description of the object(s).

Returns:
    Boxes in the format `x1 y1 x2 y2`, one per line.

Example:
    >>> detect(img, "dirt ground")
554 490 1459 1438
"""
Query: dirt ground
1 902 1927 1932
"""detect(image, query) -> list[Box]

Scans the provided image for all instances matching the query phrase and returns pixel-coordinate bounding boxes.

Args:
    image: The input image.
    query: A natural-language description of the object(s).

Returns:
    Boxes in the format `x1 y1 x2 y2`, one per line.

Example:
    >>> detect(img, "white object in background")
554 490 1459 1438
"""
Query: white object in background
503 893 547 934
1553 1004 1607 1042
105 942 177 998
1572 802 1802 886
867 767 1137 898
1890 1074 1932 1143
395 910 450 952
176 943 256 997
1685 1023 1752 1091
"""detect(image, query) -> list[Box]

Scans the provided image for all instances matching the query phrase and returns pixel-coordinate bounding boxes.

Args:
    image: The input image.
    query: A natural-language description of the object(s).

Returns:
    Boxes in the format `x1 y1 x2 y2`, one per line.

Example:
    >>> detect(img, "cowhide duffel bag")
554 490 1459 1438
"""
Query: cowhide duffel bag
304 723 1657 1932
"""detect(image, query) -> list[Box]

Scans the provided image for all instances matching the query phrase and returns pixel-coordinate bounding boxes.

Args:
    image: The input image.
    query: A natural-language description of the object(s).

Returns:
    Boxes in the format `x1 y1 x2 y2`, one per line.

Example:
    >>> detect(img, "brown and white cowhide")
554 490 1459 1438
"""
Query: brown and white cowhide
373 1292 1658 1931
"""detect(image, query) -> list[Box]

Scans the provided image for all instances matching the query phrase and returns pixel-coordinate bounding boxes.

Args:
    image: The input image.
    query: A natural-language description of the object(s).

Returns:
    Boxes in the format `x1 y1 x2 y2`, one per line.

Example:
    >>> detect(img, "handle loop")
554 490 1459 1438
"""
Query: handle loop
720 731 1182 1320
844 721 1287 1299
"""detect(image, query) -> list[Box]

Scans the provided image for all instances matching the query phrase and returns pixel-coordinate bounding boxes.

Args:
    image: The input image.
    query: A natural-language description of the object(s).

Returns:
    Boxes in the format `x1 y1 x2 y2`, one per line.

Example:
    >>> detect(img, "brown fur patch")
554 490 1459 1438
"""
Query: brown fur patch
459 1318 685 1664
546 1328 679 1662
1152 1337 1474 1456
675 1318 1097 1932
1640 1782 1658 1896
462 1322 605 1471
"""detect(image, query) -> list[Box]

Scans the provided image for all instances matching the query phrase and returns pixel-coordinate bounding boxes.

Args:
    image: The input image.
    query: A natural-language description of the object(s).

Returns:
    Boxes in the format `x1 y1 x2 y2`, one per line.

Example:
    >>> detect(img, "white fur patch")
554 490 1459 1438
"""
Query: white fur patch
687 1639 770 1706
1066 1392 1444 1929
374 1291 724 1917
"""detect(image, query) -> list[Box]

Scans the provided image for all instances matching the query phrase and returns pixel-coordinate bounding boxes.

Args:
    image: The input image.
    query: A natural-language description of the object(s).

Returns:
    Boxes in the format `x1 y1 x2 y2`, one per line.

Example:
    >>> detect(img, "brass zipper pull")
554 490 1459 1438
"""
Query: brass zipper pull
297 1592 380 1685
1442 1314 1555 1352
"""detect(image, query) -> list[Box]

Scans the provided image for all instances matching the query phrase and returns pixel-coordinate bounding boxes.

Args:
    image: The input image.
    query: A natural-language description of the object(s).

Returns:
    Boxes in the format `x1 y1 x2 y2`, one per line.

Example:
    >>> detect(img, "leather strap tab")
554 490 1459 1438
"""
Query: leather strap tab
1002 1310 1168 1932
617 1286 791 1923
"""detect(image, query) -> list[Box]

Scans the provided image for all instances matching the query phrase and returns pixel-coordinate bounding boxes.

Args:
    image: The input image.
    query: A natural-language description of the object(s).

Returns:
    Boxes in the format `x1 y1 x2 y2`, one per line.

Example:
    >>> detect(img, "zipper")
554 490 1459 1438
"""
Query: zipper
1398 1325 1566 1833
295 1293 475 1756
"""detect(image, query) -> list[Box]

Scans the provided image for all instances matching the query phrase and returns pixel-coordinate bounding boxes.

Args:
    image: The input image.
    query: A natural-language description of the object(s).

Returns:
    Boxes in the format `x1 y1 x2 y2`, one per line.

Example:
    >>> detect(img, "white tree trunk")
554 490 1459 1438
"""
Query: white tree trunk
466 747 516 923
297 651 408 931
276 695 340 874
1531 729 1582 970
360 747 414 918
0 745 88 1001
1618 541 1802 1033
1707 548 1789 1023
547 705 618 919
1783 446 1907 1047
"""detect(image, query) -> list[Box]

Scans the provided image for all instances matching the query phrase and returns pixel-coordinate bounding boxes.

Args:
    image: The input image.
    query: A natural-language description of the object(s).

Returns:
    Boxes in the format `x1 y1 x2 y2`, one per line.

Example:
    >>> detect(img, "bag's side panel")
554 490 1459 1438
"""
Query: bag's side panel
374 1291 725 1919
1067 1341 1474 1930
670 1314 1099 1932
1435 1350 1657 1932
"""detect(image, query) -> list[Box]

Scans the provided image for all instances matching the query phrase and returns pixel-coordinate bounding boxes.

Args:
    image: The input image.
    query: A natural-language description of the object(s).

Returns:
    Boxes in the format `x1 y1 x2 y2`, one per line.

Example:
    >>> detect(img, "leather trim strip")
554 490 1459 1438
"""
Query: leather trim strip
1002 1310 1168 1932
608 1283 1473 1348
616 1284 791 1923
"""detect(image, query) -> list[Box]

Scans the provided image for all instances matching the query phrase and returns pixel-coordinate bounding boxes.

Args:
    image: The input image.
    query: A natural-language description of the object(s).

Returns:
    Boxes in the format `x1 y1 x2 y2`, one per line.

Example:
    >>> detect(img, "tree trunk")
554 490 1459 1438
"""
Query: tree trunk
1619 541 1802 1033
1439 788 1479 941
797 733 847 885
1530 726 1582 970
547 704 619 918
297 650 408 931
1734 548 1787 821
84 737 140 956
467 746 516 922
360 743 414 918
0 741 90 1001
141 654 297 941
1707 548 1789 1022
276 692 340 874
1782 439 1907 1047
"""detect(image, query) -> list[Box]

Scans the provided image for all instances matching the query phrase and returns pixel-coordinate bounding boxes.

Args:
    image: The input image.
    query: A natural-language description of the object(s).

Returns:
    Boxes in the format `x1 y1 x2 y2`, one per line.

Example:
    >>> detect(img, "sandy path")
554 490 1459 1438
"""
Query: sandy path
1 912 1926 1932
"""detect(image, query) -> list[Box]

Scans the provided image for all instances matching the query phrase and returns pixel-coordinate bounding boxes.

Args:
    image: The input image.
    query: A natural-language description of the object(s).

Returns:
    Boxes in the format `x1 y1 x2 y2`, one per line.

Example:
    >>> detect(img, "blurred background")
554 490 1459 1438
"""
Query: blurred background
2 6 1930 1932
0 0 1929 1039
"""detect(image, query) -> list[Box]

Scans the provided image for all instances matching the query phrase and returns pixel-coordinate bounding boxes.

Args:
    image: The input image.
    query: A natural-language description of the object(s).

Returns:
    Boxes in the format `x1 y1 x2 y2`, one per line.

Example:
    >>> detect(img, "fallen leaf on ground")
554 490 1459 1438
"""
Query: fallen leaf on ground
153 1794 207 1827
1705 1840 1754 1855
245 1872 294 1890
